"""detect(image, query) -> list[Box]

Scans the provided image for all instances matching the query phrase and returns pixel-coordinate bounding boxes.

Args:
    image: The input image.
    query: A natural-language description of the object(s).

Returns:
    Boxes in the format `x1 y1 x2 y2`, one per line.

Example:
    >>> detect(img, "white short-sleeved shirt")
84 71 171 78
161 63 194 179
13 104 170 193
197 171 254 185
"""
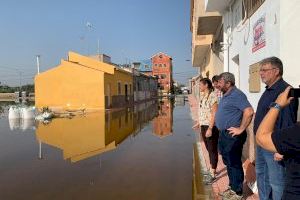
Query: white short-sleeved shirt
198 91 218 126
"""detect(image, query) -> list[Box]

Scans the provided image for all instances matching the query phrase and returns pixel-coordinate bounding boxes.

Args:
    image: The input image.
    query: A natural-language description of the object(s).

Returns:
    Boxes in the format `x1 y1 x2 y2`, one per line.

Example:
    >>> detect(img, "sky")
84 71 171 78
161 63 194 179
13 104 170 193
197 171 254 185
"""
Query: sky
0 0 196 86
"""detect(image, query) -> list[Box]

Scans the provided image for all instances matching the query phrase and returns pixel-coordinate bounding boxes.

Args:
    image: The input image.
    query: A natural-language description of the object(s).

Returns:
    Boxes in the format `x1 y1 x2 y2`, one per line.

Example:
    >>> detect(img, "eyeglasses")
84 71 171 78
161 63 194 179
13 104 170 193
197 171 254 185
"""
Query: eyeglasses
259 68 276 73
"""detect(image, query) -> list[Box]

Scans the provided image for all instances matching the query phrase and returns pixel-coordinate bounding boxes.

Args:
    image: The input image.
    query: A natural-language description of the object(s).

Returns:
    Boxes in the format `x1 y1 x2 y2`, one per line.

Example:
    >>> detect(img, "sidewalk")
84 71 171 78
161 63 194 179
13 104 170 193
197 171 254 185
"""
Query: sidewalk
189 95 259 200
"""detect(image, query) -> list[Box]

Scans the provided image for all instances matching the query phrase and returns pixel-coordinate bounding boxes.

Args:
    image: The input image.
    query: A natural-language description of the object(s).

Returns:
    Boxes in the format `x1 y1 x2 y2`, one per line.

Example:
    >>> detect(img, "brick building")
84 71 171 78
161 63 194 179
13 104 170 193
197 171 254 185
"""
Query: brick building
151 52 173 95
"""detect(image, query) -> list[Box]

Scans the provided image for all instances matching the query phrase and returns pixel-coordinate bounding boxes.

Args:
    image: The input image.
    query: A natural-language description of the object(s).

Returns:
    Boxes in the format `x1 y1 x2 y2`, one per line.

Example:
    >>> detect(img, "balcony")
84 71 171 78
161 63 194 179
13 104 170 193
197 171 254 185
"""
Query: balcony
205 0 231 12
192 35 213 67
197 16 222 35
192 0 222 35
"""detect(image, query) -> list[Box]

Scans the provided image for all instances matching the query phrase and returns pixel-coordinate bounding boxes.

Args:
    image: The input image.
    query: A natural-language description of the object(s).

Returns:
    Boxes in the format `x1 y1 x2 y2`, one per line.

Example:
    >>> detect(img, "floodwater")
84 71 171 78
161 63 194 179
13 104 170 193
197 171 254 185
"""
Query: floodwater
0 97 197 200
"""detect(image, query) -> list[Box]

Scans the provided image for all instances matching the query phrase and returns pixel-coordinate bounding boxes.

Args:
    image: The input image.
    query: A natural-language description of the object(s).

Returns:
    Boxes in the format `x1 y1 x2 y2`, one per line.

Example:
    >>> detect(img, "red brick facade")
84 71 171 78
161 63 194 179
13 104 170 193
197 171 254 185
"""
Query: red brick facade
151 53 173 94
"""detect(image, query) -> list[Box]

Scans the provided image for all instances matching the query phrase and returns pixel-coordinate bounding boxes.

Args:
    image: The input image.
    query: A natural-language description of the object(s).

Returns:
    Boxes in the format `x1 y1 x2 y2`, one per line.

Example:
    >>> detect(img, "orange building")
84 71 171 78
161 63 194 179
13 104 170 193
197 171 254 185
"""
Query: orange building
151 52 173 95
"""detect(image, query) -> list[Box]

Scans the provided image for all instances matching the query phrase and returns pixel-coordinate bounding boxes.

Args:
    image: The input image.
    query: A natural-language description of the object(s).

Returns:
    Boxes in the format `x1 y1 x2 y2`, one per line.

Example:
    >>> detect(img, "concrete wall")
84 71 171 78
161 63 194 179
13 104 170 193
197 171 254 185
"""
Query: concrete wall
223 0 280 110
200 48 224 78
280 0 300 88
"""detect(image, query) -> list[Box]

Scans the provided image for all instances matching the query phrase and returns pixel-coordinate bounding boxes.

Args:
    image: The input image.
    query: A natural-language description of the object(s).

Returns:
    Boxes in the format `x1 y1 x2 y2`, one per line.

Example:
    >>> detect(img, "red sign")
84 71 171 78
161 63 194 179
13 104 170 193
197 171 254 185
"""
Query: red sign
252 15 266 53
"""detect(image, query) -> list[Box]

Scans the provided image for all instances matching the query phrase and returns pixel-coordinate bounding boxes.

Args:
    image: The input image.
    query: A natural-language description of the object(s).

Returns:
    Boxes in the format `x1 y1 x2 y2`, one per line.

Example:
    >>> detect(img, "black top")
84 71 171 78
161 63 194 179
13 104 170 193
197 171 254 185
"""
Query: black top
272 123 300 199
254 78 298 134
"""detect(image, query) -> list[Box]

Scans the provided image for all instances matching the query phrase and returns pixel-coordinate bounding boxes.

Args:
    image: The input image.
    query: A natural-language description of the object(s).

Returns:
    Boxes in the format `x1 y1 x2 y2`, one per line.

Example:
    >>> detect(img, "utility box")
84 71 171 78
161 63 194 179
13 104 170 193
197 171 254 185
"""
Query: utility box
249 62 261 93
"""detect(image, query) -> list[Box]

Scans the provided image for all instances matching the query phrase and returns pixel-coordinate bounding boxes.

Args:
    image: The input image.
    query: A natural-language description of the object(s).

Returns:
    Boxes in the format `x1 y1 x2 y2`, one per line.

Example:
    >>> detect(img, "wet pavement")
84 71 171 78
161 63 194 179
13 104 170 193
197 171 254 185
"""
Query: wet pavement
0 98 198 200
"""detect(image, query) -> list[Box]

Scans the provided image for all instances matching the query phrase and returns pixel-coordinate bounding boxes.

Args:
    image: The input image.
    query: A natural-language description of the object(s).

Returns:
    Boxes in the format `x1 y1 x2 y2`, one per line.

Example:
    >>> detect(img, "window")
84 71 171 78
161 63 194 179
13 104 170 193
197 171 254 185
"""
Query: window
145 65 149 69
244 0 265 18
161 74 167 79
118 82 121 95
163 64 166 67
159 64 162 67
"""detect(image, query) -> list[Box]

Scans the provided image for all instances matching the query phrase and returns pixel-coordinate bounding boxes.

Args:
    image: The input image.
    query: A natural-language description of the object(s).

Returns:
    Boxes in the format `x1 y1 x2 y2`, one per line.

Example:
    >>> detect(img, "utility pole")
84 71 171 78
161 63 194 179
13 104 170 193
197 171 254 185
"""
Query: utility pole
36 55 40 74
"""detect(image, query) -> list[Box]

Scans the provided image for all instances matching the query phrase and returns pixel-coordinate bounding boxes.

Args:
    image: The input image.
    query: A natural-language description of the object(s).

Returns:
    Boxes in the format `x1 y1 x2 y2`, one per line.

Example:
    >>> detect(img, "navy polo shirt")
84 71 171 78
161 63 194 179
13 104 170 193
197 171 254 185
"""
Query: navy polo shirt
272 123 300 199
253 78 298 134
215 86 252 130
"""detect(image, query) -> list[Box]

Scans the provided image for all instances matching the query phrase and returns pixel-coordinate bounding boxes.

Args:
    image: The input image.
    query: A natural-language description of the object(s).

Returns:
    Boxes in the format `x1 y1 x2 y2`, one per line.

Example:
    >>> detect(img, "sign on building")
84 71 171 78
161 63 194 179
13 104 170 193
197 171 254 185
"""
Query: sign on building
252 15 266 53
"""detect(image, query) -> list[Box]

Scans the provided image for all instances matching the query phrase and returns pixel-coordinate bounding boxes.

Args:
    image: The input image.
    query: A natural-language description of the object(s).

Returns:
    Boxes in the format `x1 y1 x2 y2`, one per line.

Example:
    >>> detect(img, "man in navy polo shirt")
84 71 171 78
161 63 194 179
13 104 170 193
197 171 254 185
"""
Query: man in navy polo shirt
215 72 254 199
253 57 298 200
256 86 300 200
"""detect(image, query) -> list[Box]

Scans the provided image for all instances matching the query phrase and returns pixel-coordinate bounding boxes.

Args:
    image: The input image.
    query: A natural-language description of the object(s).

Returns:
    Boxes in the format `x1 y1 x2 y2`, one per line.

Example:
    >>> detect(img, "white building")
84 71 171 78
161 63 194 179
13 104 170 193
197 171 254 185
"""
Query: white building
205 0 300 110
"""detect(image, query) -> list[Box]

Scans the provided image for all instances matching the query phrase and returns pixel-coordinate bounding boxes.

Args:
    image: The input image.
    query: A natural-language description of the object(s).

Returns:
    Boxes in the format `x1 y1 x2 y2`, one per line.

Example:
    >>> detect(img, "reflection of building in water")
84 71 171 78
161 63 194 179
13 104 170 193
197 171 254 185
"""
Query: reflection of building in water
35 100 158 163
175 96 186 106
152 99 173 138
133 100 158 135
9 118 35 131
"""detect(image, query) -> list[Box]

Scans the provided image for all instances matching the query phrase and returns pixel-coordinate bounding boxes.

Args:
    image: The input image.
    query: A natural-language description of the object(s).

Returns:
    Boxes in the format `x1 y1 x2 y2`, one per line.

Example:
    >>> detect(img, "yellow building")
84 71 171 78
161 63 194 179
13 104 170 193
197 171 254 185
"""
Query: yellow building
35 51 133 110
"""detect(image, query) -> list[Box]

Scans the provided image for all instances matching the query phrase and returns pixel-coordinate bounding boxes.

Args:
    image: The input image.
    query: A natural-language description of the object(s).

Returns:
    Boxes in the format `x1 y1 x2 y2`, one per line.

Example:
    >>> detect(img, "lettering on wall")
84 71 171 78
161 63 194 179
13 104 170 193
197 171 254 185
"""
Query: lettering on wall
252 15 266 53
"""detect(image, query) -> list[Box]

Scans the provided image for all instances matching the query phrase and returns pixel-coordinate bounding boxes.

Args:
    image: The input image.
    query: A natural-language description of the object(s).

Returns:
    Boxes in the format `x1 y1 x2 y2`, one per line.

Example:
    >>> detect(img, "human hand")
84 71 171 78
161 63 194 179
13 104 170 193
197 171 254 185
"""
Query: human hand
227 127 244 137
192 123 200 129
275 86 294 108
205 128 212 138
274 153 284 161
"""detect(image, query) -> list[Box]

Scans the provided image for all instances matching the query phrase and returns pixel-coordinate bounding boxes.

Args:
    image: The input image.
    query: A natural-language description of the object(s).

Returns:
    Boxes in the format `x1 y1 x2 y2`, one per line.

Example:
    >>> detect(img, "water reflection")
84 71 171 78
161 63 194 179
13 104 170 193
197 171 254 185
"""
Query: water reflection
152 98 174 138
35 100 160 163
9 118 36 131
0 98 195 200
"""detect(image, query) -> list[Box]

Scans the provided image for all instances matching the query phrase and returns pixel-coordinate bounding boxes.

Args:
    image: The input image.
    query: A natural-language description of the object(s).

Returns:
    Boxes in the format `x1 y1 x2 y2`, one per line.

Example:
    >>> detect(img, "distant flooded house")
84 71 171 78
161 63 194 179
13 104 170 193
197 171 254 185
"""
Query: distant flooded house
35 52 134 110
132 68 158 103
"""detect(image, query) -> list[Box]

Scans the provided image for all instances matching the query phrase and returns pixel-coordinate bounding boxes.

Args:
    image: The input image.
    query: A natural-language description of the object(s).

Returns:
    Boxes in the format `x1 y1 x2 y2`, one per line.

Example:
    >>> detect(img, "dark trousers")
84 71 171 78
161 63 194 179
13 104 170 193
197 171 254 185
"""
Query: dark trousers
200 125 219 169
218 129 247 195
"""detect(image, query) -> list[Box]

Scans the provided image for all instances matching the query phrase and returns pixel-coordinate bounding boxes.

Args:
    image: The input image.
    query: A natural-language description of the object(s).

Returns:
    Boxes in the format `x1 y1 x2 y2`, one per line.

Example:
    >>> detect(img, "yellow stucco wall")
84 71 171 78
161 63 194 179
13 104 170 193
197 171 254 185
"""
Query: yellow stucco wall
104 70 133 96
35 60 105 110
68 51 115 74
35 51 134 110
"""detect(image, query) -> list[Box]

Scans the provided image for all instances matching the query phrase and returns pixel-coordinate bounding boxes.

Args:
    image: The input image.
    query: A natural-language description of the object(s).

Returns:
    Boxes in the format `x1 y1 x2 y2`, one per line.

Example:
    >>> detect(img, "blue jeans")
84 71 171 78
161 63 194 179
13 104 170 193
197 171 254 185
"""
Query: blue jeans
256 146 286 200
218 130 247 195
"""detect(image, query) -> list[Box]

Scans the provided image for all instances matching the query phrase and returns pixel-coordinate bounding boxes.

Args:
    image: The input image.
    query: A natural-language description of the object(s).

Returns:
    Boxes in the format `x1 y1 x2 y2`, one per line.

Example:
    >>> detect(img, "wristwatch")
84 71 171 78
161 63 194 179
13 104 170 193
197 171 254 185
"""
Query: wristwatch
269 102 281 111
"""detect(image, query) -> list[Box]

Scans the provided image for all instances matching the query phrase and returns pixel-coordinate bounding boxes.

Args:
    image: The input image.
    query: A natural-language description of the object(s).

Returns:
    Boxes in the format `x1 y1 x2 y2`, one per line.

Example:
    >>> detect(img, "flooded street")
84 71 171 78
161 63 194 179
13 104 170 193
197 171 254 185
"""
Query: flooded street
0 98 197 200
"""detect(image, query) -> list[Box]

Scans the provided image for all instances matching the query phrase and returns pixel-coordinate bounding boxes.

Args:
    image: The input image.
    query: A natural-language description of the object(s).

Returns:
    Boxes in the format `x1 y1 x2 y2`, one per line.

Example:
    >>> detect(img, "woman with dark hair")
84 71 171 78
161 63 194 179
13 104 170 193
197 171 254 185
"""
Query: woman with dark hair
193 78 219 183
